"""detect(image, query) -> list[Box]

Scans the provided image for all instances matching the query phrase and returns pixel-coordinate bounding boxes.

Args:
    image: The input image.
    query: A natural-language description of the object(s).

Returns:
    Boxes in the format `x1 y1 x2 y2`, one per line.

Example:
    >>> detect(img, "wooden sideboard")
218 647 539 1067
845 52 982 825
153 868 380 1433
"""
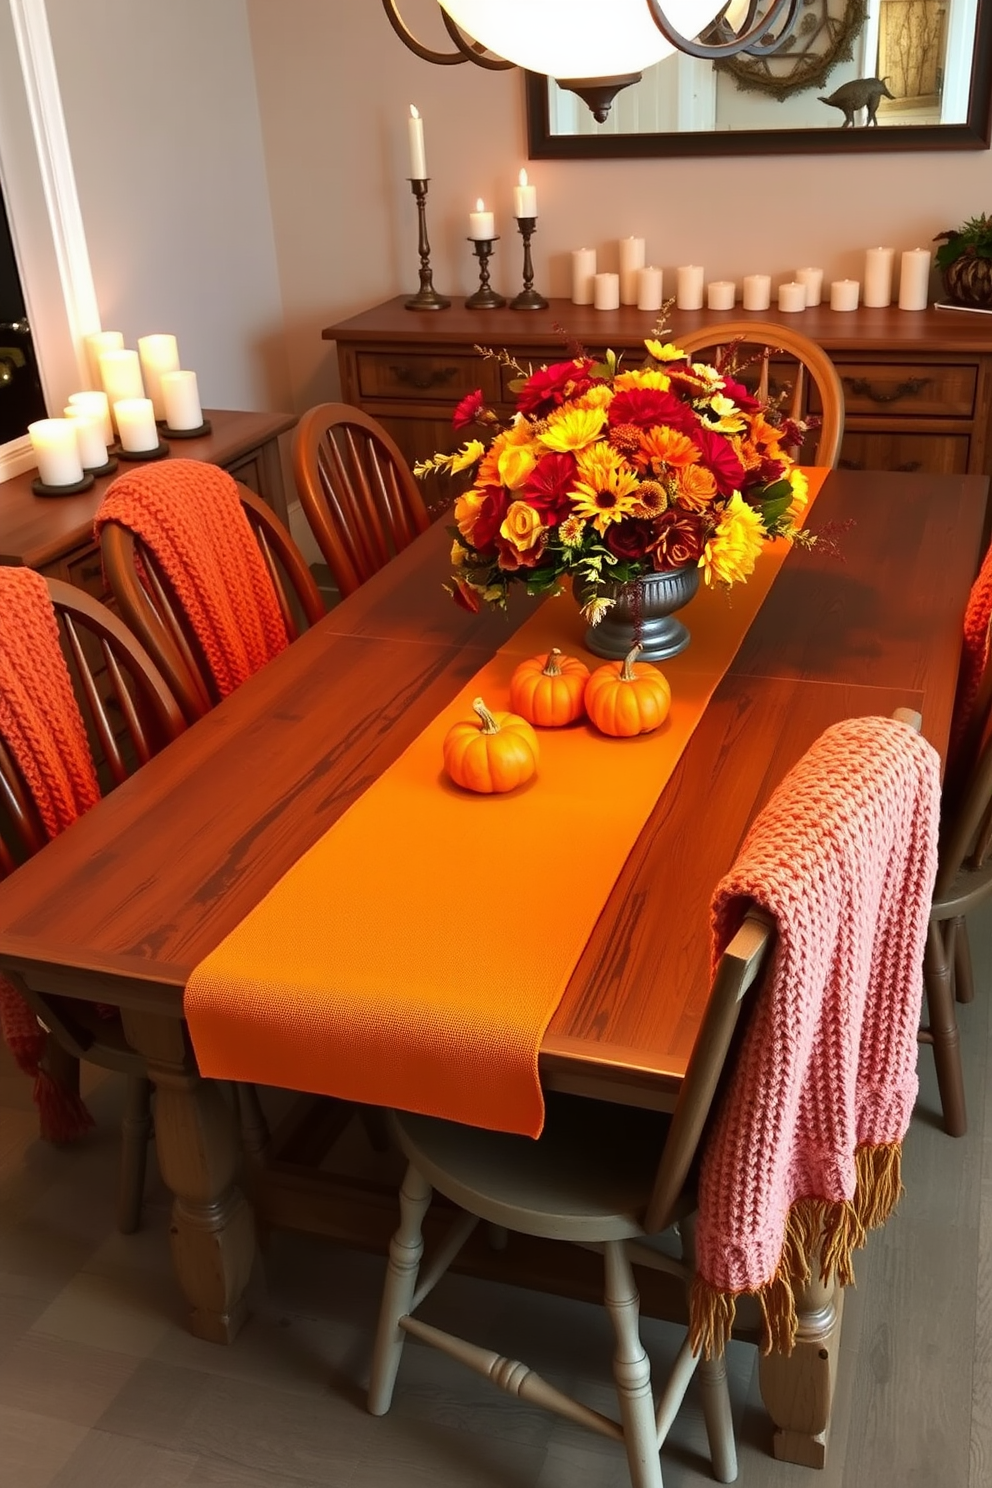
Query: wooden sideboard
324 298 992 510
0 407 296 590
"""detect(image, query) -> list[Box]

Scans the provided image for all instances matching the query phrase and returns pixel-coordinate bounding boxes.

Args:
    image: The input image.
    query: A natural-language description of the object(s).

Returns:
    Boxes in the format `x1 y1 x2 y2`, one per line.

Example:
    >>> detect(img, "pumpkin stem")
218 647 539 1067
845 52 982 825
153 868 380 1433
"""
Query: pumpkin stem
620 646 641 681
542 647 563 677
472 697 501 734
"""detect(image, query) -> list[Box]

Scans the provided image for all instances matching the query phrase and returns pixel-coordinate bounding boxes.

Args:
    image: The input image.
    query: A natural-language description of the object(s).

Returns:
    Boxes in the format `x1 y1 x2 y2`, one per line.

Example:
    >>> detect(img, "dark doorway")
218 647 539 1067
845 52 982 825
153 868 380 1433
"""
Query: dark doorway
0 174 47 443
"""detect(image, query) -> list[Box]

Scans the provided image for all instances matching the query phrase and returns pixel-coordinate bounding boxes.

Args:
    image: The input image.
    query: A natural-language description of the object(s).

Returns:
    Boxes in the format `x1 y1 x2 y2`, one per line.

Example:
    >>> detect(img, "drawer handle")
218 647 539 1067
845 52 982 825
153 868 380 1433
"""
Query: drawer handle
389 364 459 391
80 563 103 583
842 375 930 404
839 457 924 474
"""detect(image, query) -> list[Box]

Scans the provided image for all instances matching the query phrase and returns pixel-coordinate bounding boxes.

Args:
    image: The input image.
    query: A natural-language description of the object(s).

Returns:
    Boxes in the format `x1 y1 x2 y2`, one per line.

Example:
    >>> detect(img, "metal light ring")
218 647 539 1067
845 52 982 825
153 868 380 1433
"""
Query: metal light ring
439 9 517 69
643 0 801 59
381 0 472 66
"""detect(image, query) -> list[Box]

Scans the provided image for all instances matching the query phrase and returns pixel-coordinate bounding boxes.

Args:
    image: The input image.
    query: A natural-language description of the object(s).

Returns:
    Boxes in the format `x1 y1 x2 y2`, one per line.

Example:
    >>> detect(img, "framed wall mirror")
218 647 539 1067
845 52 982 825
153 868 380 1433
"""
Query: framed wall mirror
527 0 992 158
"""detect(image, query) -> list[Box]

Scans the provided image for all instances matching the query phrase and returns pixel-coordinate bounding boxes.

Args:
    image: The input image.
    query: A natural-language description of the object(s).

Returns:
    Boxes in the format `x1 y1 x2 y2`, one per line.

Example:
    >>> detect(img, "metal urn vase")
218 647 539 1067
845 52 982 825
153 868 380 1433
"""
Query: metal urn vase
579 565 701 662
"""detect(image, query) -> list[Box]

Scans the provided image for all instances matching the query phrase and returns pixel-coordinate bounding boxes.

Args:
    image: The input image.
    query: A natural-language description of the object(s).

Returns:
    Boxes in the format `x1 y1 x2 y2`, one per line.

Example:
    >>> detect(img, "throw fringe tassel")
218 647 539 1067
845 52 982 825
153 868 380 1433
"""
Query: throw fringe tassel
689 1140 905 1359
1 981 95 1142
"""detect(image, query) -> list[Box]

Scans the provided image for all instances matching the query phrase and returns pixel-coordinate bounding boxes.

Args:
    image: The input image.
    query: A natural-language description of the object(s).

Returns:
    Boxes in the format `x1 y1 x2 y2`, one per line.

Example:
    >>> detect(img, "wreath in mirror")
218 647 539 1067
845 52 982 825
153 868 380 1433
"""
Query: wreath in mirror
715 0 869 100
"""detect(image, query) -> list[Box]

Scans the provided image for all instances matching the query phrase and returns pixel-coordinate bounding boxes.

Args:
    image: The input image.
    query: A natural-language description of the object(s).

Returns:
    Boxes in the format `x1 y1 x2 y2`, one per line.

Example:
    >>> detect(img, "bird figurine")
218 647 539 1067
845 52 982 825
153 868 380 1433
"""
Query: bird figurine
819 76 895 128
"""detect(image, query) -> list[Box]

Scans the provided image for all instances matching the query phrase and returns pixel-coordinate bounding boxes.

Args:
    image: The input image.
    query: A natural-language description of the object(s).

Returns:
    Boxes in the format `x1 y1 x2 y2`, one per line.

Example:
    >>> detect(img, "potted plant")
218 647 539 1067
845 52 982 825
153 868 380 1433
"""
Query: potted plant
934 213 992 308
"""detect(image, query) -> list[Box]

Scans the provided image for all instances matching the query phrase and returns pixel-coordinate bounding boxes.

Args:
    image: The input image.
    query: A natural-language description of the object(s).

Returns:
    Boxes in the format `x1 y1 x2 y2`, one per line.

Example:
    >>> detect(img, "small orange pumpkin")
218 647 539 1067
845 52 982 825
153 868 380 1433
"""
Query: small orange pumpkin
585 647 671 738
443 696 539 793
509 647 590 728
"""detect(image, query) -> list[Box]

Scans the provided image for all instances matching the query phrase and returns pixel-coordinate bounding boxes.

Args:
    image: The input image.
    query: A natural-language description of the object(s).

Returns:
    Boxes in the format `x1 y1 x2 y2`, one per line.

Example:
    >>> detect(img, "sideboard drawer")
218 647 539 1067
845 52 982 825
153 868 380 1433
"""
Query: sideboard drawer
356 352 492 403
838 431 970 475
63 541 110 602
830 363 977 418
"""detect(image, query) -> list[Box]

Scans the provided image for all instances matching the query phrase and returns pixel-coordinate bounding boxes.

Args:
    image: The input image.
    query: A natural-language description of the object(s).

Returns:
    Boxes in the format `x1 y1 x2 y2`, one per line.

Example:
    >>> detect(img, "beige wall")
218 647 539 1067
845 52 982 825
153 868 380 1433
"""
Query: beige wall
246 0 992 413
45 0 289 411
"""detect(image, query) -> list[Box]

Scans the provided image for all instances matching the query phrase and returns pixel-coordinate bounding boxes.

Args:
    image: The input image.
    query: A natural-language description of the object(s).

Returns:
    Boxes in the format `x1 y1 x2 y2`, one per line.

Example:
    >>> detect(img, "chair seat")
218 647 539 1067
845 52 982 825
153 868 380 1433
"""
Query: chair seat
393 1094 677 1242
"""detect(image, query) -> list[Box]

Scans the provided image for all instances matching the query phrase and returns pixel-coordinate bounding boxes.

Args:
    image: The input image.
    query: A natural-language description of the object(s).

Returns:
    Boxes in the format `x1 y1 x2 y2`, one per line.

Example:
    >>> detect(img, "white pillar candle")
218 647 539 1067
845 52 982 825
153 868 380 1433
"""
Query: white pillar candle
795 267 823 307
65 412 108 471
161 369 203 431
138 334 180 420
114 397 160 453
618 236 646 305
513 168 537 218
67 390 113 448
407 105 427 179
898 247 932 311
99 349 145 427
676 264 704 311
707 280 736 310
28 418 84 486
83 330 123 391
830 279 860 311
636 265 664 312
468 199 495 240
777 281 807 313
863 246 895 308
742 274 771 311
571 248 597 305
593 272 620 310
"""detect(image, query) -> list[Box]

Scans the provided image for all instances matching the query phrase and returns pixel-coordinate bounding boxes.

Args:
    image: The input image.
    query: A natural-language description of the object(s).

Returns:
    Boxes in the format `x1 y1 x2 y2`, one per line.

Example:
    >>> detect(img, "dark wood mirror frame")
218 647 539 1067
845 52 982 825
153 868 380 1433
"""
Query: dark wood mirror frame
526 0 992 159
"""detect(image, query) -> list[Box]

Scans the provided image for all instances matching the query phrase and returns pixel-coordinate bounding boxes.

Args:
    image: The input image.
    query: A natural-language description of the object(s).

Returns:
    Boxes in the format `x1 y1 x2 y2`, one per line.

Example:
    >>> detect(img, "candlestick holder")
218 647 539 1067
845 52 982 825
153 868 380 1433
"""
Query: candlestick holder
465 238 506 310
405 179 450 311
510 217 548 311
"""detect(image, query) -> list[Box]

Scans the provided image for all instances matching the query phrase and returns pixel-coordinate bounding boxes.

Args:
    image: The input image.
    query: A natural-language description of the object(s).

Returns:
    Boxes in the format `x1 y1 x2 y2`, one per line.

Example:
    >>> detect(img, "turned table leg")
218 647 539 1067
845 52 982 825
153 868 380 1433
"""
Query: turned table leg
757 1266 844 1469
122 1010 255 1343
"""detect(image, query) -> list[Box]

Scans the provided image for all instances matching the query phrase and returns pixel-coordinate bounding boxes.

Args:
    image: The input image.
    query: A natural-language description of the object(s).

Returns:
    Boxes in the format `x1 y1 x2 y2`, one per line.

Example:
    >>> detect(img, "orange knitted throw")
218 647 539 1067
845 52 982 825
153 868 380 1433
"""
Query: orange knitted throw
947 541 992 784
94 460 289 698
0 567 102 1140
689 716 941 1359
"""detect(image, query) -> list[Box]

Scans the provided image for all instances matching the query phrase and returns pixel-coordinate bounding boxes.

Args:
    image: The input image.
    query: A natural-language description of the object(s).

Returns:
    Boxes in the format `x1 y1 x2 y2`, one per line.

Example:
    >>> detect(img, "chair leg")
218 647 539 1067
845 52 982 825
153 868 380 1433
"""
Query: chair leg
951 917 975 1004
697 1353 738 1483
924 919 967 1137
603 1240 664 1488
368 1161 432 1416
117 1074 152 1234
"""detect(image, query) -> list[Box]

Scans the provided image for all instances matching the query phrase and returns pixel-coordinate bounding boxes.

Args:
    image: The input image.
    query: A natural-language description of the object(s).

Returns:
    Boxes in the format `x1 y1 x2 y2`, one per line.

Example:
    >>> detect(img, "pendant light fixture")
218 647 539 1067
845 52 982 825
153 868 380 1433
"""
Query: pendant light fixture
382 0 802 120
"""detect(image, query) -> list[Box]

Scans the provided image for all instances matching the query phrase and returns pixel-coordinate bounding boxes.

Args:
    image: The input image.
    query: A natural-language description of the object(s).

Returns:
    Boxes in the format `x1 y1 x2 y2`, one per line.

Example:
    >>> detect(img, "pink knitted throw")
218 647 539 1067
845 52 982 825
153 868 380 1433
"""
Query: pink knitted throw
947 542 992 783
0 567 102 1140
94 460 289 699
689 716 941 1358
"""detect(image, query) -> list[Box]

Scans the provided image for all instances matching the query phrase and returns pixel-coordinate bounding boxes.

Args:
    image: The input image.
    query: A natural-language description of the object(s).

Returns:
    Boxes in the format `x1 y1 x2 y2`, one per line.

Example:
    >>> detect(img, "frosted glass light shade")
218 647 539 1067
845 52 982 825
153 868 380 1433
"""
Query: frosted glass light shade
438 0 725 77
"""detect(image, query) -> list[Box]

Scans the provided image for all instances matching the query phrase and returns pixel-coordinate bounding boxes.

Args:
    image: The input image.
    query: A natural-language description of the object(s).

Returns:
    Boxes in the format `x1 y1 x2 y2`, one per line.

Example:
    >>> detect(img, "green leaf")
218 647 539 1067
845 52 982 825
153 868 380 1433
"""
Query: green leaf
760 494 794 525
507 376 527 393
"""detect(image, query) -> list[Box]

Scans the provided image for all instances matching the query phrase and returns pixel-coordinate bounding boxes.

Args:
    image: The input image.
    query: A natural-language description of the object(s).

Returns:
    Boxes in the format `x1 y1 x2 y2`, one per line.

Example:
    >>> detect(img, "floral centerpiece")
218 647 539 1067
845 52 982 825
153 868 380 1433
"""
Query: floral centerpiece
416 333 813 644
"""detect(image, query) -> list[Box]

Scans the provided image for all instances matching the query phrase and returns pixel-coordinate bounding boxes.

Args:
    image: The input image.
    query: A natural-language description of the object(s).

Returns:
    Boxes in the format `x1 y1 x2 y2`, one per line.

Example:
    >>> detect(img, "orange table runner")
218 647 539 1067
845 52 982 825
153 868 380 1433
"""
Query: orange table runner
186 471 827 1137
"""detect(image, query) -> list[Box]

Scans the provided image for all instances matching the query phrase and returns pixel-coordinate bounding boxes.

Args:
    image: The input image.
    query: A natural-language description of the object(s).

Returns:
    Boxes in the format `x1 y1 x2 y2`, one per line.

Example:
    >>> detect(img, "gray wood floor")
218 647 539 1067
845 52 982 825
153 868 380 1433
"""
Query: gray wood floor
1 908 990 1488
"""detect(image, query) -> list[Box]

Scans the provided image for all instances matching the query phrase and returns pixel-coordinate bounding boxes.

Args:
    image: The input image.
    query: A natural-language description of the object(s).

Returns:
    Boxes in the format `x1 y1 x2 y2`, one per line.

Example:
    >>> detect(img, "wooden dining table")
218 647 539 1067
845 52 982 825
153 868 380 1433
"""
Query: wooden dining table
0 468 985 1469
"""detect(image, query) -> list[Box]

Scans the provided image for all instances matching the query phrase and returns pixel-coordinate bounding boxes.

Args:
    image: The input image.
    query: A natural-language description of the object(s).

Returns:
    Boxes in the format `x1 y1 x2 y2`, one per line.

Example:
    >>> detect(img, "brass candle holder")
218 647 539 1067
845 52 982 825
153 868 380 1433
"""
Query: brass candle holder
510 217 548 310
405 178 450 311
465 238 506 310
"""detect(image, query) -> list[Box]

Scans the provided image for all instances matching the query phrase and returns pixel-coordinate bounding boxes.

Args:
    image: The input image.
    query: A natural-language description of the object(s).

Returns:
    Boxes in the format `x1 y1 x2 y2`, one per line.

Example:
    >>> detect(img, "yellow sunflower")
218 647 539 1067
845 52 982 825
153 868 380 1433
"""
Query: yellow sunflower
539 404 607 453
788 466 809 517
570 464 641 534
645 339 686 362
701 395 747 435
700 492 766 587
613 368 670 392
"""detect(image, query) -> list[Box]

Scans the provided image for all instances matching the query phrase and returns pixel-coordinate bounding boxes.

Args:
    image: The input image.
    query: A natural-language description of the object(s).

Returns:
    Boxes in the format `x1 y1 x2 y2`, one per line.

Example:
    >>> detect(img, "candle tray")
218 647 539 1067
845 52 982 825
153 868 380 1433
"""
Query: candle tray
31 472 96 498
83 457 119 478
112 440 171 462
159 419 212 439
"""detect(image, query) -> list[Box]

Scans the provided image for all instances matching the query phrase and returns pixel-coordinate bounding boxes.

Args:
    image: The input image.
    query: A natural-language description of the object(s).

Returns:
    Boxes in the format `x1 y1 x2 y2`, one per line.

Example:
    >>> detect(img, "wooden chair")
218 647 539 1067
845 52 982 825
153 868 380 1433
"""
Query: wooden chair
291 402 430 599
0 578 186 1231
675 320 846 468
922 711 992 1136
367 913 774 1488
99 481 325 724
